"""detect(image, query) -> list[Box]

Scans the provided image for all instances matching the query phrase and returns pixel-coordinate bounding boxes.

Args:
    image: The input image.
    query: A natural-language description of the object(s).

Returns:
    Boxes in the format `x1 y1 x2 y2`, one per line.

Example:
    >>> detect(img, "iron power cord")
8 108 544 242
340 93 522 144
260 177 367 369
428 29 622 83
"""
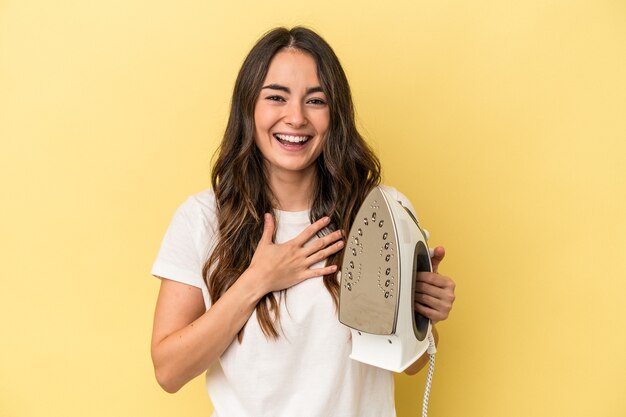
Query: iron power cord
421 332 437 417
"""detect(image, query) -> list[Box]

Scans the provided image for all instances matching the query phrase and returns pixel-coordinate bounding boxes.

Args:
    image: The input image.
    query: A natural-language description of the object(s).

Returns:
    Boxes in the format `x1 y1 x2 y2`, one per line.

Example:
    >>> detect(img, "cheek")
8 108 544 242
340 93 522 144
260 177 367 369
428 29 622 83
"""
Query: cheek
312 110 330 135
254 105 280 134
322 110 331 133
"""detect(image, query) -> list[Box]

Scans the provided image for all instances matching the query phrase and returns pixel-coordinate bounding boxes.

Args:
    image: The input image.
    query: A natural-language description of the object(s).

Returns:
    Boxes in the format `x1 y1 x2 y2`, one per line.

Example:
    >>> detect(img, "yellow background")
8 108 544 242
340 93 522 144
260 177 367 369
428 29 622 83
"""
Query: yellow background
1 0 625 416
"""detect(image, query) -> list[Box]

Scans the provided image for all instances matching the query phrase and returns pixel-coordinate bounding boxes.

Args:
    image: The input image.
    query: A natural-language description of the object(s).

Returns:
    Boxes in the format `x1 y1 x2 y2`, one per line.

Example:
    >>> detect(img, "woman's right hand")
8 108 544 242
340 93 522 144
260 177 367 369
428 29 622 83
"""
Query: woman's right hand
247 213 345 294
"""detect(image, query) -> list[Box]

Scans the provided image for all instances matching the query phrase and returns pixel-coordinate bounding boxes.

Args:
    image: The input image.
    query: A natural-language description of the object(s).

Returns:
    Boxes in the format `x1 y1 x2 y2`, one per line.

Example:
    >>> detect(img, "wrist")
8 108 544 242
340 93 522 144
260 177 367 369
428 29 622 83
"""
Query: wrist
238 268 269 303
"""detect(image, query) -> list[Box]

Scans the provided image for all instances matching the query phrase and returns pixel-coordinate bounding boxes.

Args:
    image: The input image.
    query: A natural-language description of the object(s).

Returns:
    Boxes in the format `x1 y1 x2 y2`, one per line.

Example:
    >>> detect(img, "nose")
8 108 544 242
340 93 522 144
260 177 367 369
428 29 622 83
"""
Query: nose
284 101 308 128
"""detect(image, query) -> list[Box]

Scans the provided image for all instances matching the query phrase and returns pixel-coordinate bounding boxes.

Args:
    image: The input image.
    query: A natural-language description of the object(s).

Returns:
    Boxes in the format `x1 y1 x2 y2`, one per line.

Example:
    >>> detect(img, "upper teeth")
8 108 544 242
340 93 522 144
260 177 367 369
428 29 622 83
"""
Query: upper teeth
275 134 309 143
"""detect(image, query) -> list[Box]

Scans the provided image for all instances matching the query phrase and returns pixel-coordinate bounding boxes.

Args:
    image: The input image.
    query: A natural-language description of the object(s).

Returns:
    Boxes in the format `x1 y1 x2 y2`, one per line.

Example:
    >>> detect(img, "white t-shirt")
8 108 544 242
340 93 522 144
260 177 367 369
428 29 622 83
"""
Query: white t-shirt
151 186 416 417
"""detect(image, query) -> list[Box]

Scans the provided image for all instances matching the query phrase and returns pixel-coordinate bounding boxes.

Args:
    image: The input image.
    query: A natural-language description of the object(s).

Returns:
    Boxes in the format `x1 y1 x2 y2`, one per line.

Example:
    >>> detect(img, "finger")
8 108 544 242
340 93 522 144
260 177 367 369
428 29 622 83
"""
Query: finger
302 229 344 257
430 246 445 273
293 216 331 246
414 292 449 313
416 271 455 290
301 264 338 280
259 213 275 245
414 281 450 299
414 281 455 310
305 239 345 266
414 302 446 325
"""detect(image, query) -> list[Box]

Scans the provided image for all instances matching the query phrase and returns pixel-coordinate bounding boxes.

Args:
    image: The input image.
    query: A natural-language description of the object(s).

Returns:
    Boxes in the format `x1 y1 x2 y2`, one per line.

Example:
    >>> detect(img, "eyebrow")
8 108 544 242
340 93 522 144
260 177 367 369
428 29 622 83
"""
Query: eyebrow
261 84 324 95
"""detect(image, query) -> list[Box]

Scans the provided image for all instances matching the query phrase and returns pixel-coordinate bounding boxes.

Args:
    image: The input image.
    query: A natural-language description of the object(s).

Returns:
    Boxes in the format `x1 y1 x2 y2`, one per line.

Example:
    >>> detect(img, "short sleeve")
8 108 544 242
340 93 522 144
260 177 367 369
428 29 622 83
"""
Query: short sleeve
151 191 217 309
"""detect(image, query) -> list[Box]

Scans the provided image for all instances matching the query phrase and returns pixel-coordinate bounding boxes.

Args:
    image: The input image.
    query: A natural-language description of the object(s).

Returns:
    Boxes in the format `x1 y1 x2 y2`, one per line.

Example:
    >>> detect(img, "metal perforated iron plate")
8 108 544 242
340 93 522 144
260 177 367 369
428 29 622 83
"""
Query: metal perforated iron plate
339 187 400 335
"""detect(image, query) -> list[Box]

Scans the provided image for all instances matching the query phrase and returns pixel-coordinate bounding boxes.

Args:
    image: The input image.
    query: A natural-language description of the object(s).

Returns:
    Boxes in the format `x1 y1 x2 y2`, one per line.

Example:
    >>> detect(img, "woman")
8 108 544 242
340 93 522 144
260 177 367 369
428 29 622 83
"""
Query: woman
151 26 455 417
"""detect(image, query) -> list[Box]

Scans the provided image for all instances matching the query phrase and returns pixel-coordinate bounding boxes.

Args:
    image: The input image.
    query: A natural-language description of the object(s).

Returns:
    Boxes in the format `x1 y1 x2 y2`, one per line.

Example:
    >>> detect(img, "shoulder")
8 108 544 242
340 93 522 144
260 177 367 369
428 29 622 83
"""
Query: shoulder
164 189 220 260
174 188 218 231
189 188 217 210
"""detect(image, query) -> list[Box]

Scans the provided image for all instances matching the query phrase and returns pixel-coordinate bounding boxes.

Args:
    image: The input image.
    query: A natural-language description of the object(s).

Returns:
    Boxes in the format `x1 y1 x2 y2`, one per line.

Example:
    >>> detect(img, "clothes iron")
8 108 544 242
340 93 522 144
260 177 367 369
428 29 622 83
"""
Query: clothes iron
339 186 435 373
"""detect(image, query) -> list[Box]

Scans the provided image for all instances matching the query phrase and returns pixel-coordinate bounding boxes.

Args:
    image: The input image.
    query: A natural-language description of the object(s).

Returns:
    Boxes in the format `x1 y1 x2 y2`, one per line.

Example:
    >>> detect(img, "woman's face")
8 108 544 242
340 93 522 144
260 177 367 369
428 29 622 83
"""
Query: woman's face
254 49 330 180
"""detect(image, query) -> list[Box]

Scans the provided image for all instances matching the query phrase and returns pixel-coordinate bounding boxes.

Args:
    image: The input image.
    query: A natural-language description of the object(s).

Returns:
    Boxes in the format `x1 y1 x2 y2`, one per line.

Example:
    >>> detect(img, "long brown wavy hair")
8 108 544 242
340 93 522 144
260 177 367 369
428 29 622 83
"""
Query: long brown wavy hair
203 27 381 341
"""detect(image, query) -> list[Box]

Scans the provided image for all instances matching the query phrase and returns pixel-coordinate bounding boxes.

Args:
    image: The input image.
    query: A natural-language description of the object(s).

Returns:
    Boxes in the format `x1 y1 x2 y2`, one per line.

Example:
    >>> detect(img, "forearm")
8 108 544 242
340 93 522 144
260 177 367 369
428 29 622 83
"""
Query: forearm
403 326 439 376
152 270 266 393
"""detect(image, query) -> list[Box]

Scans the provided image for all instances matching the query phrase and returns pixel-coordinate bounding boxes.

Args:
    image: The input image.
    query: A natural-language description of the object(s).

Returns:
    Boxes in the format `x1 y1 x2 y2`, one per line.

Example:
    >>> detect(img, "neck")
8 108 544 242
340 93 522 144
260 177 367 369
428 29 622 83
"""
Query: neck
267 167 316 212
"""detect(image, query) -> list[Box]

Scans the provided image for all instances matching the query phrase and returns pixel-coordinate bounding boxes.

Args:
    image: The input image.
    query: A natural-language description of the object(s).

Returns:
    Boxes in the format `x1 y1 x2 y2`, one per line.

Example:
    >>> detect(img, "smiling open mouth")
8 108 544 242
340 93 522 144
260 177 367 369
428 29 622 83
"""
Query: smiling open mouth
273 133 312 147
